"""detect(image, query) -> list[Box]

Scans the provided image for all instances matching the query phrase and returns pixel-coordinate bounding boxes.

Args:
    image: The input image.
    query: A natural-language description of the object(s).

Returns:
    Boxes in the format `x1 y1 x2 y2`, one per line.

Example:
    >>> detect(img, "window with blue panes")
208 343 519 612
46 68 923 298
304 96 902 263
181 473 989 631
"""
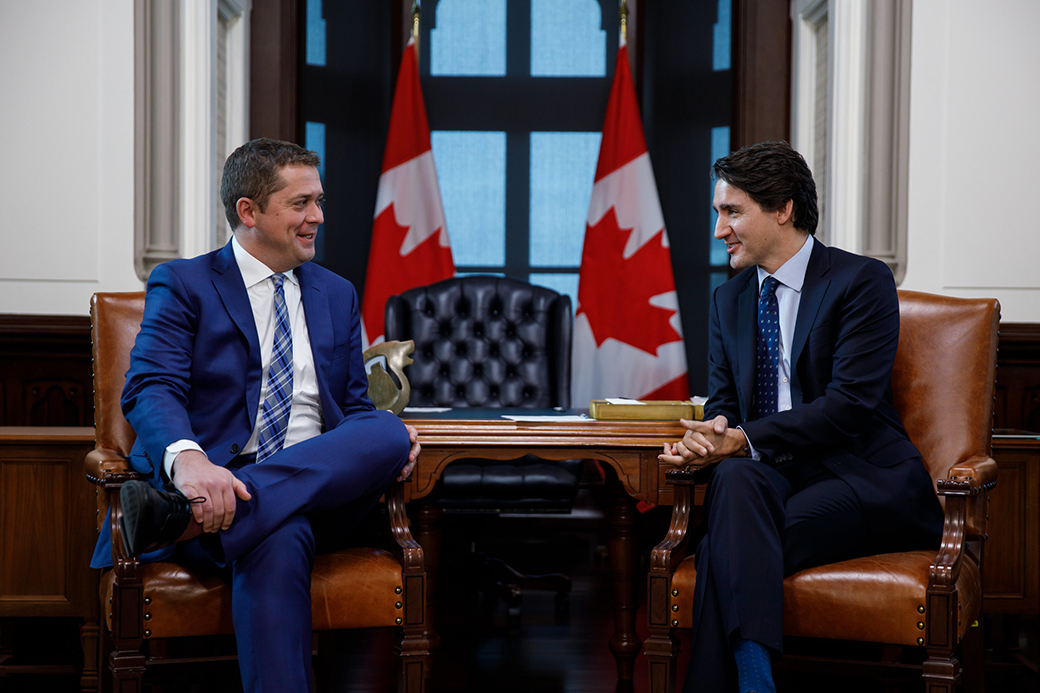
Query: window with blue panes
710 0 733 293
421 0 618 312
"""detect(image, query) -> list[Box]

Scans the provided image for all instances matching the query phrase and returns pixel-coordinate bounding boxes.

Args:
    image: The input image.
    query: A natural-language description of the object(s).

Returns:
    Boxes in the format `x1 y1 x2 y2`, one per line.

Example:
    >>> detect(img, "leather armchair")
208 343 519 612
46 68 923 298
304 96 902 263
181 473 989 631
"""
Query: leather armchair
645 291 1000 693
87 292 428 692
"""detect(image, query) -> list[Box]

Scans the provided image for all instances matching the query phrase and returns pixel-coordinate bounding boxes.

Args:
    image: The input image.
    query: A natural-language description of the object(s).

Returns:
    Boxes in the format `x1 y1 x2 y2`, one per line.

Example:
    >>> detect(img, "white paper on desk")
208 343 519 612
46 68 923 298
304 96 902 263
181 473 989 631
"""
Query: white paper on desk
691 396 708 405
402 407 453 413
605 397 646 405
501 414 589 422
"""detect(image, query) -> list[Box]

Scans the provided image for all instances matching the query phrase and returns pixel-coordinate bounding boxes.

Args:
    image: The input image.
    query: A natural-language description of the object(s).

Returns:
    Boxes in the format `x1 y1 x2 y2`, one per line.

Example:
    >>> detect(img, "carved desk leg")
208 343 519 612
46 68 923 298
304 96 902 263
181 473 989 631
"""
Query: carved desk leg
412 498 443 655
608 475 641 681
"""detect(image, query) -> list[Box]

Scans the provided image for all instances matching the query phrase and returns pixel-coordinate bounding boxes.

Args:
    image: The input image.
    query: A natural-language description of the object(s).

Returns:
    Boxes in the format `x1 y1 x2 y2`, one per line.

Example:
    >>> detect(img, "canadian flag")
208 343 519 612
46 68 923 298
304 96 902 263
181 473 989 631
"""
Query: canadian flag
572 40 688 405
361 38 455 348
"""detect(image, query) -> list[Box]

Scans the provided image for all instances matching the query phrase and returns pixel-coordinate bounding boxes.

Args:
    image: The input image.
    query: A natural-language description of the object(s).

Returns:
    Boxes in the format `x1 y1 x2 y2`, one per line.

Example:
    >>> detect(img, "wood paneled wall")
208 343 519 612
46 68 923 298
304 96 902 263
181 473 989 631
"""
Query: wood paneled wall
0 315 92 427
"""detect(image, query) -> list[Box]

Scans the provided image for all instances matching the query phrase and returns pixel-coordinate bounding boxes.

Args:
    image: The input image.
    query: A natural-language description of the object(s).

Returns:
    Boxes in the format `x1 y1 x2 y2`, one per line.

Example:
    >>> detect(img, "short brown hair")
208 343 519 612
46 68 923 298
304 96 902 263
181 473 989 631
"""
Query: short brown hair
220 138 322 230
712 141 819 235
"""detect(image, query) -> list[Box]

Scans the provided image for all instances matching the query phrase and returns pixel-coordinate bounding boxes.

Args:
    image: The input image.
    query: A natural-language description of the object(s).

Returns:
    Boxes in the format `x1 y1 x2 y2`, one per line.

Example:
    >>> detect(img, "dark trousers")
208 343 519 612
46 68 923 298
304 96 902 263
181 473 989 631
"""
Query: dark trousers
176 409 410 693
682 456 871 693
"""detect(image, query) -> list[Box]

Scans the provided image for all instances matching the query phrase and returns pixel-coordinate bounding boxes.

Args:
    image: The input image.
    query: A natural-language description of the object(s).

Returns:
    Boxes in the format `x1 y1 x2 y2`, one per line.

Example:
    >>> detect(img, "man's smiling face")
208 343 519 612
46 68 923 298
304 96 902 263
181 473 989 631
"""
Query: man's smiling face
712 179 790 274
237 164 324 272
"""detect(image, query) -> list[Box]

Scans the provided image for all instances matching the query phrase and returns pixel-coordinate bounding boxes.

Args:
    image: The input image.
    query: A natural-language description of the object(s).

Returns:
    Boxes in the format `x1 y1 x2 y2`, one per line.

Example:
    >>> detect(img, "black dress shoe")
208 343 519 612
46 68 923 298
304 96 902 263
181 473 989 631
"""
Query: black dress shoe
118 480 196 556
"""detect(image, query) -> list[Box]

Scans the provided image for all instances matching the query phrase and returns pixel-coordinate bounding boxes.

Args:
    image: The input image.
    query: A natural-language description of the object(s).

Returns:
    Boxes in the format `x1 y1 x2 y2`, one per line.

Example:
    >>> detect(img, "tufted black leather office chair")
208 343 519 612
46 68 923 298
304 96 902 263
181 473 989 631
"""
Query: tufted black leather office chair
385 275 581 617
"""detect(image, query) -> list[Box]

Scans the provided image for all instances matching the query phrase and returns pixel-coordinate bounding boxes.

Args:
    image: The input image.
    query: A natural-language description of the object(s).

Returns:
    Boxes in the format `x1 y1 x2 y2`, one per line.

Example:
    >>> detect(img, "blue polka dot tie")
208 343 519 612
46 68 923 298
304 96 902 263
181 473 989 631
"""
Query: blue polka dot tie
753 276 780 420
256 273 293 463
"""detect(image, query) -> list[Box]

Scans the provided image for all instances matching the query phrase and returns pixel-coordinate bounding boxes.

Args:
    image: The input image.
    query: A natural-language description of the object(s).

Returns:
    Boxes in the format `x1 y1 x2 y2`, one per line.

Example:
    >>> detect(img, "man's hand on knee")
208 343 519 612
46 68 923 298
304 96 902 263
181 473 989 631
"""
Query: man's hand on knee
398 424 421 481
659 415 747 468
173 450 251 532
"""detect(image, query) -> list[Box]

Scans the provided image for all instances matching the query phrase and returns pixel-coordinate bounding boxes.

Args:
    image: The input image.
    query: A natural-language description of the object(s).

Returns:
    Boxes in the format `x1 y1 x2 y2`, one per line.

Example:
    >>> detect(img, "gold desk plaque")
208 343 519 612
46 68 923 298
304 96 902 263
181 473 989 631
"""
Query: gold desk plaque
589 399 704 421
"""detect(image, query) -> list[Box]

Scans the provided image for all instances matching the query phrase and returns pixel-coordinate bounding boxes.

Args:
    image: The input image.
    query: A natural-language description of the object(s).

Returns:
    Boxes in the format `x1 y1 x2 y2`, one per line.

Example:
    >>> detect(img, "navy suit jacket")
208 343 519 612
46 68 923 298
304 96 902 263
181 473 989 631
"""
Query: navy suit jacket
91 242 374 567
704 240 939 540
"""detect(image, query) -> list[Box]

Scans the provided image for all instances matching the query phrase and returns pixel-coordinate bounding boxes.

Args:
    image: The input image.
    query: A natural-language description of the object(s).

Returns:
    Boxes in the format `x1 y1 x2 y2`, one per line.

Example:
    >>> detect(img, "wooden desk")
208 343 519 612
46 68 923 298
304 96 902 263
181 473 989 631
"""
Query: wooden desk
0 426 99 691
402 410 685 681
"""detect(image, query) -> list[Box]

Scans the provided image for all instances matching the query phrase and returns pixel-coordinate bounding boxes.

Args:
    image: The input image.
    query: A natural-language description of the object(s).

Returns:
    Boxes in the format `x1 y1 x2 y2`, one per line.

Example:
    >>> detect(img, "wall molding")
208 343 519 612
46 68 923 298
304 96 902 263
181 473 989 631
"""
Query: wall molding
134 0 182 282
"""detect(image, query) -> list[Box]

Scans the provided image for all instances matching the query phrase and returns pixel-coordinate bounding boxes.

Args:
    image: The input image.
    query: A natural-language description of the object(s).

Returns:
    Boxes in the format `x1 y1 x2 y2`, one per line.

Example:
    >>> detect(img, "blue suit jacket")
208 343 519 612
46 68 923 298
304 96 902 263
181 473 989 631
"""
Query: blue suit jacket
704 240 940 539
91 242 374 567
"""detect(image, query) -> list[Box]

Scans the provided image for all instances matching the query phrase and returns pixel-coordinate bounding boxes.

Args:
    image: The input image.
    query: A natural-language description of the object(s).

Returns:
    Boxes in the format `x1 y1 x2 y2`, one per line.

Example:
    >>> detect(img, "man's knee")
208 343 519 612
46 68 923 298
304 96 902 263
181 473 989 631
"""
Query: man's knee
369 409 410 467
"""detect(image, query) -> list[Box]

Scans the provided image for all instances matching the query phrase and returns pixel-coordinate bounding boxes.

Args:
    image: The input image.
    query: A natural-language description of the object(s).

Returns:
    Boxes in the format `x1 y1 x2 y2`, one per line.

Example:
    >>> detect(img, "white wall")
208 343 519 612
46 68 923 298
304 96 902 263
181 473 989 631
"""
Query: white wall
903 0 1040 322
0 0 140 316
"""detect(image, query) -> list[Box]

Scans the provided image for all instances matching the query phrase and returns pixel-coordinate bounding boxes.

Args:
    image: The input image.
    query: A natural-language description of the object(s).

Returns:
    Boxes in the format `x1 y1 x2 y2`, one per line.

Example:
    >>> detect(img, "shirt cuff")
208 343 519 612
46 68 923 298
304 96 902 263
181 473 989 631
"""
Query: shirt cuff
735 425 761 461
164 439 204 480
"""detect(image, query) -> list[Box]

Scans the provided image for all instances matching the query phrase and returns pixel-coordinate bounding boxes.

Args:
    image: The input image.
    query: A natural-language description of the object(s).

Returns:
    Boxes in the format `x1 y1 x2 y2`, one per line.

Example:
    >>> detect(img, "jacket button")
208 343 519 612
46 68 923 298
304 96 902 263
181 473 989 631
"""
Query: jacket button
231 444 240 454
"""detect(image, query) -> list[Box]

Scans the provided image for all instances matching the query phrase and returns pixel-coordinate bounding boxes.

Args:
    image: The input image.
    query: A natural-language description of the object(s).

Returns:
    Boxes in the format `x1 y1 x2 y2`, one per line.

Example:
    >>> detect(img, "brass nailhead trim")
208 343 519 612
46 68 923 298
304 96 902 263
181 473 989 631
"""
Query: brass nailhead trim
671 604 679 612
917 622 925 630
144 629 152 638
671 619 679 627
396 601 403 609
144 597 152 605
395 586 402 594
917 637 924 646
144 613 151 620
395 617 403 625
917 605 925 613
671 589 678 597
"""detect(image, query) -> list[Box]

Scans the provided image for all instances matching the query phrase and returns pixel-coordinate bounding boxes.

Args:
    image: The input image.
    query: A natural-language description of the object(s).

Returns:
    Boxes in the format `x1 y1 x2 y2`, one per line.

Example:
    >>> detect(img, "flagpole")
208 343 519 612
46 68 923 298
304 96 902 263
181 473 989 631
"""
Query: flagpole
619 0 628 47
412 0 421 59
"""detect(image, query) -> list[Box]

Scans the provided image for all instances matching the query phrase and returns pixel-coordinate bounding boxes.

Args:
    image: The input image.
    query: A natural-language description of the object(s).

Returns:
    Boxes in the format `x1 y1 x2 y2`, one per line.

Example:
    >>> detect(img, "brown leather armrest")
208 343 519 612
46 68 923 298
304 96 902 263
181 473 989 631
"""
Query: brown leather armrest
940 455 998 495
938 454 997 545
930 456 997 587
85 447 133 485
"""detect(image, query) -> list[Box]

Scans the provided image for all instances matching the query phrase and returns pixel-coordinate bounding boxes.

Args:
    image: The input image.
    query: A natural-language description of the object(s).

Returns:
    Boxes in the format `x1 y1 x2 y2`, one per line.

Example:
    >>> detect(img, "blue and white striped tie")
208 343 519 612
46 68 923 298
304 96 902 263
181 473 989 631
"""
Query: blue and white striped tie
256 273 293 463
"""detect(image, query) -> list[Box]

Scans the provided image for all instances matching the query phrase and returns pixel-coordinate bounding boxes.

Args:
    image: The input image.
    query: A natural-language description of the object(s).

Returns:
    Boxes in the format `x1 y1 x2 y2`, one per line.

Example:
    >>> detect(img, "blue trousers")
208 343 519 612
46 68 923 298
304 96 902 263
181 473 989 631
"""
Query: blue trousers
681 457 870 693
177 409 410 693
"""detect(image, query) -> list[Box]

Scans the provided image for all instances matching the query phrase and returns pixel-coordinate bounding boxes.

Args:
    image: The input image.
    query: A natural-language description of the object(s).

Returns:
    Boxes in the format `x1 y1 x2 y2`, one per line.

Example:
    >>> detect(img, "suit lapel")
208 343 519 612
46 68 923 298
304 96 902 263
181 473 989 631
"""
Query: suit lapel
790 241 831 374
297 264 332 378
736 273 757 418
212 242 262 375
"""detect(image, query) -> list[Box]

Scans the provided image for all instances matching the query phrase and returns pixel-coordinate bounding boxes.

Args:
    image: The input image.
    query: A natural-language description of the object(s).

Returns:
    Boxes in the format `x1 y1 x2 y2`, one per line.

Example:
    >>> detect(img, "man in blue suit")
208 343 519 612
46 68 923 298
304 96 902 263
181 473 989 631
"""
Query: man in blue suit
660 141 943 693
90 138 420 692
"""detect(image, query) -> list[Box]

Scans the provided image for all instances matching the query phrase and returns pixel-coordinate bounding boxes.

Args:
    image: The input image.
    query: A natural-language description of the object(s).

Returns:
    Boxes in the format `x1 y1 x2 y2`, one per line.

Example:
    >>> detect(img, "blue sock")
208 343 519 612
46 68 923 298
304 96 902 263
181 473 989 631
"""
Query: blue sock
732 637 775 693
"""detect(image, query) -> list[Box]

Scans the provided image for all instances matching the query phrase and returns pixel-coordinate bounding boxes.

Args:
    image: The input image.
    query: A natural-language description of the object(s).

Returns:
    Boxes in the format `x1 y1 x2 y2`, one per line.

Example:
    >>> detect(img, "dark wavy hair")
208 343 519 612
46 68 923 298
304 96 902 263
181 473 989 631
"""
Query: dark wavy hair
220 138 322 230
712 141 818 235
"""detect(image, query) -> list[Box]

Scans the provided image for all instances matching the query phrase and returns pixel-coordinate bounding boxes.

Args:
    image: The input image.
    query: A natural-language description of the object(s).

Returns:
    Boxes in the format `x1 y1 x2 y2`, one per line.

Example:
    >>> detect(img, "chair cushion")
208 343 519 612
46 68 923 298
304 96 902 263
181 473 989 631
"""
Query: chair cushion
669 549 981 647
101 547 405 638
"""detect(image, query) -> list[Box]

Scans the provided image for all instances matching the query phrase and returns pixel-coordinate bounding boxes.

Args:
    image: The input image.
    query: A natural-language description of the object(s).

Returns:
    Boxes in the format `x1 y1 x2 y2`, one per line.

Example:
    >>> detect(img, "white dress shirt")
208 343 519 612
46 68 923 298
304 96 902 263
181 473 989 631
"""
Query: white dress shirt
163 238 325 477
739 234 814 460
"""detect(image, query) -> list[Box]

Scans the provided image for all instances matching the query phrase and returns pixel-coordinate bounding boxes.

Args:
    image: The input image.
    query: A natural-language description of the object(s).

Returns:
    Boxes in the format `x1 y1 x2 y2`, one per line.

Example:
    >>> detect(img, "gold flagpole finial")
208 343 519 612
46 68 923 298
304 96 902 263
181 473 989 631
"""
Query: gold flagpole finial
412 0 421 43
619 0 628 44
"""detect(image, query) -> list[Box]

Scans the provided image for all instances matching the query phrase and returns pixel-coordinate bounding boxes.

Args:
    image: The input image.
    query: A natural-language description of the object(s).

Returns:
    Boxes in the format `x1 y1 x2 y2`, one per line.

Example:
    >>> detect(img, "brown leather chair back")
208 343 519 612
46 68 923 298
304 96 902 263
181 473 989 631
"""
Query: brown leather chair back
891 290 999 487
90 292 145 457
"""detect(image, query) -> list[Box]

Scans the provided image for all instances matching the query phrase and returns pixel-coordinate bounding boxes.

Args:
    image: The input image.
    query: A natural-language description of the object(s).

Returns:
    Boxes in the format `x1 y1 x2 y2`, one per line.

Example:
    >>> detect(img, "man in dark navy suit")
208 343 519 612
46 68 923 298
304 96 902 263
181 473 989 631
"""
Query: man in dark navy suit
90 138 421 692
660 141 943 693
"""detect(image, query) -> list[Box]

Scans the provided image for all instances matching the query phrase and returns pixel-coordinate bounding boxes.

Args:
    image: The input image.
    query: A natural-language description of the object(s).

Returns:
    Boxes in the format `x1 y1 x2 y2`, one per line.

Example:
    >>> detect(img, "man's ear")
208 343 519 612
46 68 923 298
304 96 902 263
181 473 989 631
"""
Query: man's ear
776 199 795 227
236 197 258 229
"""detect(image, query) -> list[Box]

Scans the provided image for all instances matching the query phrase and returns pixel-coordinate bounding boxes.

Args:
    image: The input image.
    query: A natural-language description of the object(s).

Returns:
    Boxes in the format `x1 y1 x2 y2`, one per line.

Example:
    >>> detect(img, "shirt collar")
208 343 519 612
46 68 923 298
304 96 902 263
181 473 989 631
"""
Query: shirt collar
231 236 298 289
757 234 814 292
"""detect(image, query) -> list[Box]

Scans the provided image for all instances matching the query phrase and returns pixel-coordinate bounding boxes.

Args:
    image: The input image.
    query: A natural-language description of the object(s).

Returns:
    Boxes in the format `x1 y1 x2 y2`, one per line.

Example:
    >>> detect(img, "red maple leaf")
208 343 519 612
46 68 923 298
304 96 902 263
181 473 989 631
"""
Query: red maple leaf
362 203 455 341
577 207 682 355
